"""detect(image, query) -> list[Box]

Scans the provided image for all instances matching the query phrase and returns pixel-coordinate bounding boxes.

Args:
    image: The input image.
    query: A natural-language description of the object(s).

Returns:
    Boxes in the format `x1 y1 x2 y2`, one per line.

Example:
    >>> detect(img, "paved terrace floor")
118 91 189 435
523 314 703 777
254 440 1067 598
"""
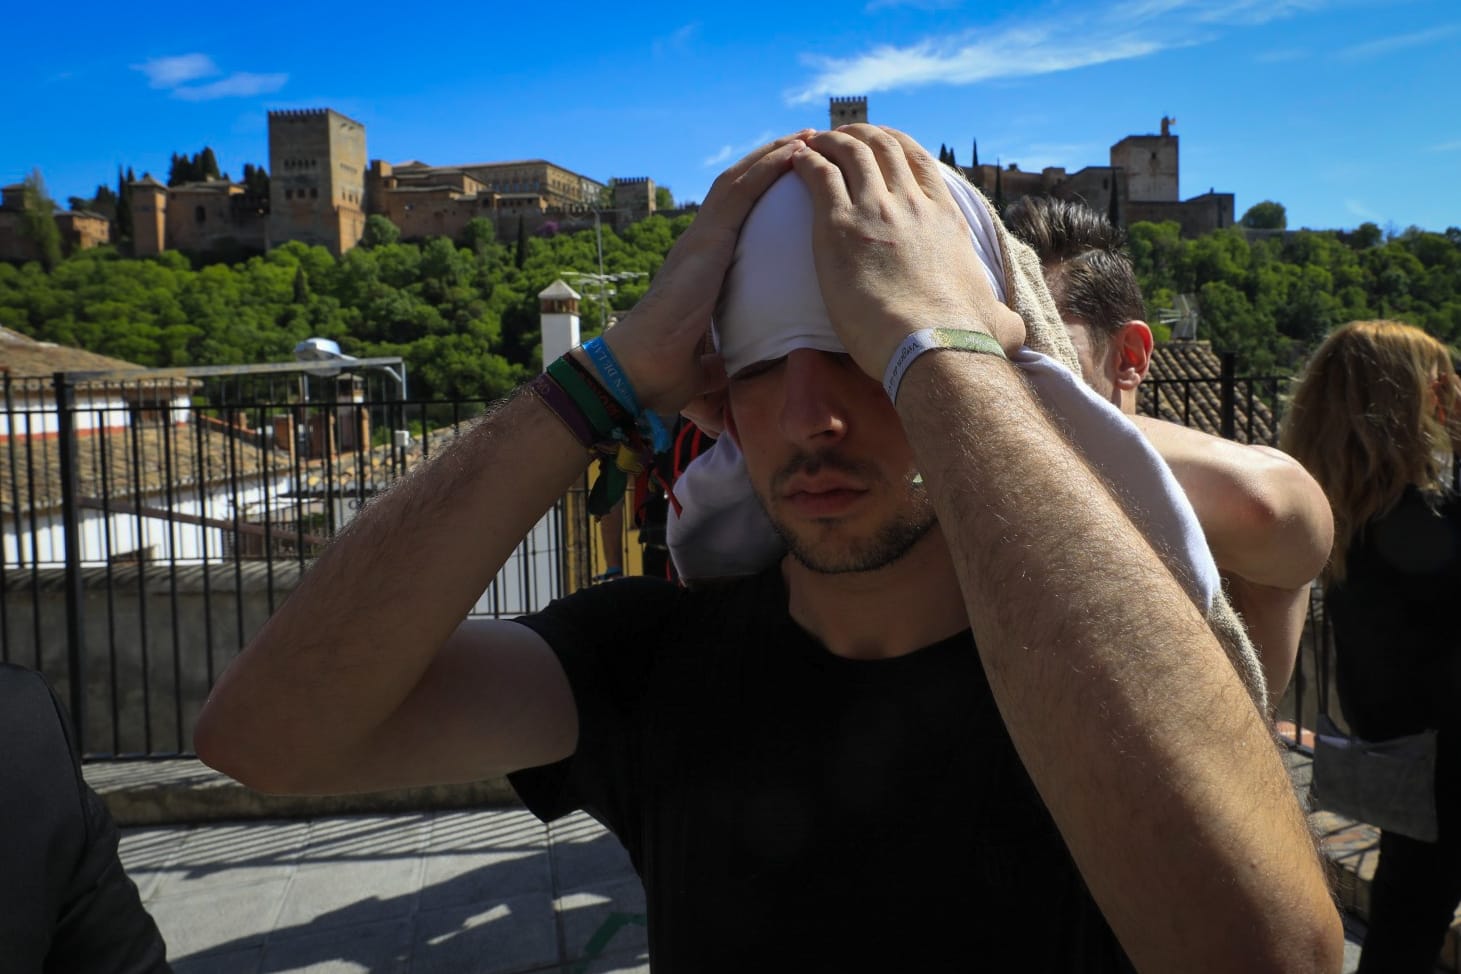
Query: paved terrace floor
94 748 1459 973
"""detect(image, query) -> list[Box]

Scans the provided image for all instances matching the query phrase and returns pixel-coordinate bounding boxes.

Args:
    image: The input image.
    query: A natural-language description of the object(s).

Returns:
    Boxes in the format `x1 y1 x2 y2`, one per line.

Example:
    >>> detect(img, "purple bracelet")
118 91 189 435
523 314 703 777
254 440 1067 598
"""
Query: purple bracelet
528 373 599 449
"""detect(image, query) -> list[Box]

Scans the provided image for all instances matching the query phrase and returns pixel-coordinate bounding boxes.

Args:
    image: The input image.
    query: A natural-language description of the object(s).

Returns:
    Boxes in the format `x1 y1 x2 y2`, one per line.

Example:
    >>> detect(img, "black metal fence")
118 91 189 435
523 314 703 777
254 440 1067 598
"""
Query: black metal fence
2 353 1366 759
2 364 592 759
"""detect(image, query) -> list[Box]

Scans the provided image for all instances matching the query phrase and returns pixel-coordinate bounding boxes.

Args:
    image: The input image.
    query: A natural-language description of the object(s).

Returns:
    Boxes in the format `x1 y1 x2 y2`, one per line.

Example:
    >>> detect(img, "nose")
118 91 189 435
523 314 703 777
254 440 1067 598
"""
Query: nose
779 349 850 446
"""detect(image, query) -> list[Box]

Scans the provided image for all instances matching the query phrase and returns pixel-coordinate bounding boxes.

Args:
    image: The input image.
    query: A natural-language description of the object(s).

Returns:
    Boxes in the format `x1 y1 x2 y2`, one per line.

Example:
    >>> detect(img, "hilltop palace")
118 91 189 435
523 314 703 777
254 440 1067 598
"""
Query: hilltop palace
0 97 1233 262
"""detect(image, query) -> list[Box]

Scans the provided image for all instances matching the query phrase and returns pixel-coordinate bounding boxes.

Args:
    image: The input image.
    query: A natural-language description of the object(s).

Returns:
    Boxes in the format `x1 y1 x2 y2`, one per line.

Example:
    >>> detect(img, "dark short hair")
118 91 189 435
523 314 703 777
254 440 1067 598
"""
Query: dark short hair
1005 197 1145 352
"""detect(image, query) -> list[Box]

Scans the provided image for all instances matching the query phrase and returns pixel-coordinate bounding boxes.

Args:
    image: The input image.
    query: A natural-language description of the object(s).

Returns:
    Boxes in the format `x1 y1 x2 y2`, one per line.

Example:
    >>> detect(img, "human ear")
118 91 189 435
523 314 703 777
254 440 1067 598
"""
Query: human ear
1114 321 1153 391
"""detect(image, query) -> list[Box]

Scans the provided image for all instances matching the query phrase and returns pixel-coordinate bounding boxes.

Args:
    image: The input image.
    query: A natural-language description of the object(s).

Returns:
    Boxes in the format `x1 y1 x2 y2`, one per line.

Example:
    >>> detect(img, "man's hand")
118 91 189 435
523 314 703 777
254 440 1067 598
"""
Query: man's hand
602 131 812 415
789 125 1024 381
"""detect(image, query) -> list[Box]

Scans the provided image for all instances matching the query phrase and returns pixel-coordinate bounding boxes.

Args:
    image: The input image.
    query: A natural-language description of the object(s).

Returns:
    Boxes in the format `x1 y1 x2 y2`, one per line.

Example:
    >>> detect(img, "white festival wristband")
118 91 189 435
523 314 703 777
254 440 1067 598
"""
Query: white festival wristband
882 328 1008 403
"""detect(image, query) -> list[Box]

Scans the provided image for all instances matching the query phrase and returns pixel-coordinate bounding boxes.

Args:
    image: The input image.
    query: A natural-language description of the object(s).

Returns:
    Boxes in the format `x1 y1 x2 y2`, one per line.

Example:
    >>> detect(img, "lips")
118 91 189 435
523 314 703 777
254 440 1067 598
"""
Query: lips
781 480 869 517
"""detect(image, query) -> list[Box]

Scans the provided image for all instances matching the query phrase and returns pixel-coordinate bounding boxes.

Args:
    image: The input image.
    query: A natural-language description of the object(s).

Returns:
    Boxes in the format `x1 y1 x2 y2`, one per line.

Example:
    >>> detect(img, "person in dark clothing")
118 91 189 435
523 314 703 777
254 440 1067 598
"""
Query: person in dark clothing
1281 318 1461 974
0 663 172 973
196 128 1341 971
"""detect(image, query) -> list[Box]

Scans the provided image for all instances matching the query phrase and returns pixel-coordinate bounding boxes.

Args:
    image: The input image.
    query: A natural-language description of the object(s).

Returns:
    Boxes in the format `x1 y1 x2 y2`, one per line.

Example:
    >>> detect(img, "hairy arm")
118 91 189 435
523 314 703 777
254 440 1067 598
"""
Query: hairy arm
793 126 1341 973
194 132 812 795
194 394 589 794
901 356 1338 972
1132 415 1333 695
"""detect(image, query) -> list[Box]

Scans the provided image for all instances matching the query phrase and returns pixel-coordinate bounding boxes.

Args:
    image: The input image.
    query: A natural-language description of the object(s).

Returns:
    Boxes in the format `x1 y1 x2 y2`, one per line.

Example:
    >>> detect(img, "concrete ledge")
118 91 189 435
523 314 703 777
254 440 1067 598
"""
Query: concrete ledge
90 748 1460 970
84 758 520 827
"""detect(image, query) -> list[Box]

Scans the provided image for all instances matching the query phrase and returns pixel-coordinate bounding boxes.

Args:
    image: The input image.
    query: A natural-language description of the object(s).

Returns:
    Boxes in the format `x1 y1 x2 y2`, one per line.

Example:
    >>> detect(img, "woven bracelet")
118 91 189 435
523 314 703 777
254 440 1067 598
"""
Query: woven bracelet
546 357 622 441
581 337 672 453
526 373 599 450
883 328 1007 404
561 354 637 435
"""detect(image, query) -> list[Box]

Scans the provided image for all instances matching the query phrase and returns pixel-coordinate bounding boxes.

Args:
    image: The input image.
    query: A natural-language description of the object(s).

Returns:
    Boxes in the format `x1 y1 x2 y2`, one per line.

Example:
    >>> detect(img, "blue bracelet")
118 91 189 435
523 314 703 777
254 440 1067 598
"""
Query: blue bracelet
582 337 672 453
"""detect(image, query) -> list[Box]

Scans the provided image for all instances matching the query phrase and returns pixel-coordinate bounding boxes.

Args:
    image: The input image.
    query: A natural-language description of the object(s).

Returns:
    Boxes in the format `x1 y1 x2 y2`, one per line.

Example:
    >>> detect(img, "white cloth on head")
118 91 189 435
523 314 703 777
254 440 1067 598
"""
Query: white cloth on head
667 167 1220 613
715 167 1006 376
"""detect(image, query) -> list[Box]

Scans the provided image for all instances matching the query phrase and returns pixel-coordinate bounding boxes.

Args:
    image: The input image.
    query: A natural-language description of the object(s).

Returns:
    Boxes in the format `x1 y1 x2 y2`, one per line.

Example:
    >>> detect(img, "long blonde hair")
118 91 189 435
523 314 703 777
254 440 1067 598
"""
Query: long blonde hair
1280 320 1457 582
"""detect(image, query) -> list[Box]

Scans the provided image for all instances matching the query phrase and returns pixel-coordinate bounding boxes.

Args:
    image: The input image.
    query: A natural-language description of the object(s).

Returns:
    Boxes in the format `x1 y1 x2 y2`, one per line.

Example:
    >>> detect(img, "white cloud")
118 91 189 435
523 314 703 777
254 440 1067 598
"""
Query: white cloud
1345 199 1383 223
1189 0 1331 26
172 72 289 101
132 53 288 101
1338 23 1460 61
787 0 1347 103
1432 139 1461 152
702 131 778 168
653 22 700 56
789 29 1173 103
132 53 219 88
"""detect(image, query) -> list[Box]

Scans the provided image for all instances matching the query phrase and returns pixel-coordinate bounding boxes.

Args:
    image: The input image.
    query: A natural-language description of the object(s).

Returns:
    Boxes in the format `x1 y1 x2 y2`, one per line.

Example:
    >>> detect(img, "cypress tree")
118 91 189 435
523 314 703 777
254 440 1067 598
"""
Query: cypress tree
1108 175 1121 228
971 138 979 170
514 216 527 269
199 146 221 181
994 161 1005 214
948 146 957 169
115 165 134 244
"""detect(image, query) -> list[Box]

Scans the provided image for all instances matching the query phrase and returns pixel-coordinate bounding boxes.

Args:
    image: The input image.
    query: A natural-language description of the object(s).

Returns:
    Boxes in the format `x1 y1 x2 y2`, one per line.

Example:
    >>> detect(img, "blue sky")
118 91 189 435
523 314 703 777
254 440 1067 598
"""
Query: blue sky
10 0 1459 233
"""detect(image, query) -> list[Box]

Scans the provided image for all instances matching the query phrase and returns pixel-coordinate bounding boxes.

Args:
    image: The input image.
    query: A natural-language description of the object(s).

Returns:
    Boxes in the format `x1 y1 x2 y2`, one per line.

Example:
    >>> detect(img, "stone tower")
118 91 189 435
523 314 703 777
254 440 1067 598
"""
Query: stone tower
829 96 868 128
129 176 168 257
612 177 656 222
267 109 368 255
1110 123 1179 203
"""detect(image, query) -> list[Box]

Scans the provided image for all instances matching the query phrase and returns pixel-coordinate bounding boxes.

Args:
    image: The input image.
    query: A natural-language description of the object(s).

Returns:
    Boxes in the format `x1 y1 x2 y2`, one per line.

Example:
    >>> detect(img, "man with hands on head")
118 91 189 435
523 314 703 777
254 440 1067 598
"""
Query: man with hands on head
194 126 1342 972
1006 195 1334 701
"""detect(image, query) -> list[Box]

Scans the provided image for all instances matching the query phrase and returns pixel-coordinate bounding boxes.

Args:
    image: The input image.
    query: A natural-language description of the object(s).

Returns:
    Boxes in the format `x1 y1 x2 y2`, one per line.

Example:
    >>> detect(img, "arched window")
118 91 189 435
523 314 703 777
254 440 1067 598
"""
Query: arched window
194 205 206 224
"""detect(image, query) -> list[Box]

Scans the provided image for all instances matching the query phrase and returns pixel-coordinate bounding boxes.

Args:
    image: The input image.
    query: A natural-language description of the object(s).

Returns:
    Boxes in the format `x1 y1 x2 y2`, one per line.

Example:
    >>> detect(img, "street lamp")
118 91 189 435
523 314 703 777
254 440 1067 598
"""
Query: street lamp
565 204 648 333
563 269 647 333
293 337 407 398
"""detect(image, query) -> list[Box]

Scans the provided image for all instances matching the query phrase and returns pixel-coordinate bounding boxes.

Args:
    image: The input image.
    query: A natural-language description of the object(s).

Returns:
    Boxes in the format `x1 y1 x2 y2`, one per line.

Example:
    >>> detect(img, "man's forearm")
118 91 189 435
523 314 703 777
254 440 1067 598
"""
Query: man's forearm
194 388 588 788
896 352 1340 973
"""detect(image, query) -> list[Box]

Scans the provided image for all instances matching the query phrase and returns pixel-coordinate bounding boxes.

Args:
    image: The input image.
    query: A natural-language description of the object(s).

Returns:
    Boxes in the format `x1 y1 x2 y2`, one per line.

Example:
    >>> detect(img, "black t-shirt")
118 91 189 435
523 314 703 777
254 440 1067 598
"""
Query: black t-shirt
0 664 172 973
509 568 1131 972
1327 486 1461 825
1328 486 1461 742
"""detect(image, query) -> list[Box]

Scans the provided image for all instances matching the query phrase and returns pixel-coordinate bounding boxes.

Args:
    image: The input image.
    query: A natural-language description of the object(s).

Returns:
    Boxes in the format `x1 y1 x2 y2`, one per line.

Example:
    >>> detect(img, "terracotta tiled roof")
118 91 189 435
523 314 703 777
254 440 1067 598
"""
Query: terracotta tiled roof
1 421 283 517
1139 340 1280 445
1 407 470 521
0 327 147 379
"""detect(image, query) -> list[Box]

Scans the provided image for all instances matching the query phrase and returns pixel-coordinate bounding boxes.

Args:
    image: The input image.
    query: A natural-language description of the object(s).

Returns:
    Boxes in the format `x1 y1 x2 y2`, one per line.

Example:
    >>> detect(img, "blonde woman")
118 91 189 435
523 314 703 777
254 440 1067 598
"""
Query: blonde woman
1281 319 1461 973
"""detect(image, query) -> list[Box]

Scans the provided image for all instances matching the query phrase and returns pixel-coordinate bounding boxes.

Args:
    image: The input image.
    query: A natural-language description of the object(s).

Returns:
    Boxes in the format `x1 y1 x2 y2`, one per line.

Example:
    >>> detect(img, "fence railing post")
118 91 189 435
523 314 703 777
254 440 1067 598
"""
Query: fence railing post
52 372 87 750
1219 352 1237 441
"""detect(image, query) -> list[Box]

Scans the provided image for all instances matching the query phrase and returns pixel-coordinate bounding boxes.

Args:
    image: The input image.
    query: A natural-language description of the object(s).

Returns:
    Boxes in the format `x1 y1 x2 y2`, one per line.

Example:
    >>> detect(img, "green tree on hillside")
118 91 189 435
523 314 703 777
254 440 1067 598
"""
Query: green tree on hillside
360 215 401 249
1240 201 1287 231
19 170 63 271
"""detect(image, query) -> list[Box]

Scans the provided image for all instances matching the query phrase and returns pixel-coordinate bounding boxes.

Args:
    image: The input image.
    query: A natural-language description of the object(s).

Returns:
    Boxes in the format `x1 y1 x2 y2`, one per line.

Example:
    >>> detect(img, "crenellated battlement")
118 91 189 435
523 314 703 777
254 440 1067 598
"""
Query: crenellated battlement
613 177 650 185
828 96 868 128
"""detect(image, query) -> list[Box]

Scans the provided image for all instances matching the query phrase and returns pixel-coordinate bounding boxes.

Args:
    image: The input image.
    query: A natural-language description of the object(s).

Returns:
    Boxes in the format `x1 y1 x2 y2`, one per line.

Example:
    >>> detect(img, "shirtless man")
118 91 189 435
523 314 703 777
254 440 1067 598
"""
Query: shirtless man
1008 195 1333 699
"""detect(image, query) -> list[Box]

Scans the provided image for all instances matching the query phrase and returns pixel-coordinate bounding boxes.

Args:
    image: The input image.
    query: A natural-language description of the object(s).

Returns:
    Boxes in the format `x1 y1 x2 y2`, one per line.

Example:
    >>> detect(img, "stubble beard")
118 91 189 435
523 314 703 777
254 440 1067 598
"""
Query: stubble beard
758 450 937 575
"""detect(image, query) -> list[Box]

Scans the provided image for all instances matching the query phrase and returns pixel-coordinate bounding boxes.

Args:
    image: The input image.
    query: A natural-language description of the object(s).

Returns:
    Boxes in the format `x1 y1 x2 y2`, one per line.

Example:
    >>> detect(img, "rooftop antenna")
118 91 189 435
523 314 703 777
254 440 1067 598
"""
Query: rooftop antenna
1158 293 1199 341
